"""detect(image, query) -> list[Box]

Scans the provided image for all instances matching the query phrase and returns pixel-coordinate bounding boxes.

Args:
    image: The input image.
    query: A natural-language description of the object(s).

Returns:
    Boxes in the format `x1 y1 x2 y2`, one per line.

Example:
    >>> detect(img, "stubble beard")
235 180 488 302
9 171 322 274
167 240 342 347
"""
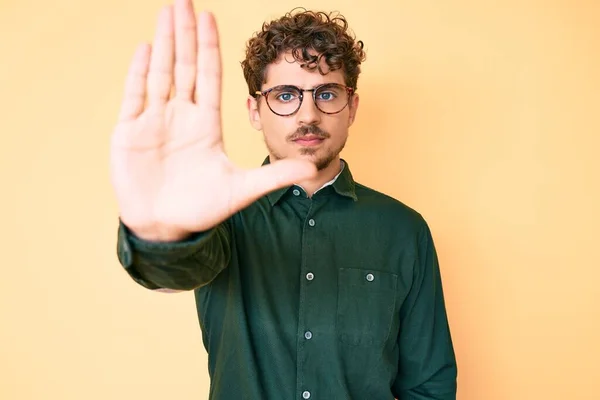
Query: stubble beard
266 124 348 171
266 135 347 171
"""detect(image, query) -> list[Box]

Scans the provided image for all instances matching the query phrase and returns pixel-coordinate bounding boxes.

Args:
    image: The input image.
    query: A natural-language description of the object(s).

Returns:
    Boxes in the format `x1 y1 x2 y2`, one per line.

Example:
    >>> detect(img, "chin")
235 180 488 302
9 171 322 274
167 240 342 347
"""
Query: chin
301 152 337 171
270 147 338 171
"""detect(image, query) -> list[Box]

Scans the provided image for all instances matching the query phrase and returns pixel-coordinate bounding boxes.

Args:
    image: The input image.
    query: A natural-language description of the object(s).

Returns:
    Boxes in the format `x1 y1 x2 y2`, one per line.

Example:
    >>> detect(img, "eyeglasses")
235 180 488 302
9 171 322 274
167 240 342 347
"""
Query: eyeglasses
254 83 355 116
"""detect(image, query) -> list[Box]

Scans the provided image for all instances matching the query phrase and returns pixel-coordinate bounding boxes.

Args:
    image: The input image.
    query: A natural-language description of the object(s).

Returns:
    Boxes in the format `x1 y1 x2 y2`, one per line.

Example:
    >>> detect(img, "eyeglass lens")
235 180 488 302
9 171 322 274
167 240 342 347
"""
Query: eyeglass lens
266 84 349 115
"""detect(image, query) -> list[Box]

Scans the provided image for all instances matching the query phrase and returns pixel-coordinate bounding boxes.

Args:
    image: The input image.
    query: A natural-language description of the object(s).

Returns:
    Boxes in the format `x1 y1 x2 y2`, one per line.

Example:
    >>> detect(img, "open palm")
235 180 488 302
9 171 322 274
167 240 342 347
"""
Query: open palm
109 0 316 241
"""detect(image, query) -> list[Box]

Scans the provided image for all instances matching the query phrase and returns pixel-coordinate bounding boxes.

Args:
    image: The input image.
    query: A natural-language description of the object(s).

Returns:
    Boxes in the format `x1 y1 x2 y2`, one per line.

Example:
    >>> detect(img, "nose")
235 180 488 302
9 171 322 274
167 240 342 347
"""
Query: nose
296 93 321 125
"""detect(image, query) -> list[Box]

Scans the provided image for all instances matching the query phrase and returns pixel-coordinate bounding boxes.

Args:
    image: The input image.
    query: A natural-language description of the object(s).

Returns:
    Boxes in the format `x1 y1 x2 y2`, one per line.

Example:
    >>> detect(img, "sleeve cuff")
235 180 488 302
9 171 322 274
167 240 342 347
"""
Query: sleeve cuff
117 220 217 265
116 220 218 290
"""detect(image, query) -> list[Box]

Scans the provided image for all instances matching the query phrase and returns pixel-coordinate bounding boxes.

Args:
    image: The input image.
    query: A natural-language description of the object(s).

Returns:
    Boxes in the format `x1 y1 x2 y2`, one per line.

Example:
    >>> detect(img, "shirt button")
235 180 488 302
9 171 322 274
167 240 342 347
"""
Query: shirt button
304 331 313 340
366 273 374 282
302 391 311 399
293 189 300 196
306 272 314 281
308 219 315 227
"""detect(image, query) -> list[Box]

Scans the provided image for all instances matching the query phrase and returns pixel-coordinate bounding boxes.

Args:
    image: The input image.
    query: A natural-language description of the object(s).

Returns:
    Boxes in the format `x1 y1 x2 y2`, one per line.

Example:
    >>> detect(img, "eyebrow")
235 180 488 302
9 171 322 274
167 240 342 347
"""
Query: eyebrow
269 83 342 90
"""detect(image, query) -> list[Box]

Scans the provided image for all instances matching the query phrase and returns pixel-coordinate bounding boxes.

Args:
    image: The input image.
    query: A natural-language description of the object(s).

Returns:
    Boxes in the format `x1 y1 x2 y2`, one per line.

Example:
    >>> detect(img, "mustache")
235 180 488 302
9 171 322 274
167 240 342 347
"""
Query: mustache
289 125 330 140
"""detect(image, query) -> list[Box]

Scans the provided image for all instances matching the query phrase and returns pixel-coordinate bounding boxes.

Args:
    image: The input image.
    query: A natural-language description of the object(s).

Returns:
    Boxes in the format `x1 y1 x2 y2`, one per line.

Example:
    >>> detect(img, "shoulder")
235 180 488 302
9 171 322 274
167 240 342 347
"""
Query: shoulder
352 181 429 236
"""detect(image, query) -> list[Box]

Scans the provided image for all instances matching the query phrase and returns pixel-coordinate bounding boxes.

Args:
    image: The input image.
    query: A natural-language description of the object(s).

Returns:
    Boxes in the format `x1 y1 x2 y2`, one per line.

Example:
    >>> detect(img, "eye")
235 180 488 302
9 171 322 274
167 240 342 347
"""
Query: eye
276 92 297 102
317 91 336 101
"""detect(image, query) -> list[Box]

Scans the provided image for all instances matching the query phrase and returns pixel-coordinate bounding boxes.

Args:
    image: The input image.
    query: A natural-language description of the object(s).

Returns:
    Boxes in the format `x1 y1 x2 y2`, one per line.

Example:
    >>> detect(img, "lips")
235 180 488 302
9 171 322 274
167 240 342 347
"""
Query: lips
293 135 325 146
294 134 325 141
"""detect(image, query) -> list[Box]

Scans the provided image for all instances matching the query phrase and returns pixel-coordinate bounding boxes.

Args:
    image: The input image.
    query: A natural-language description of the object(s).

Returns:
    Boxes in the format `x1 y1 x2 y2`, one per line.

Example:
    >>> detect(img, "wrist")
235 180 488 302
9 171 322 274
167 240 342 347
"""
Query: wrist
123 221 193 243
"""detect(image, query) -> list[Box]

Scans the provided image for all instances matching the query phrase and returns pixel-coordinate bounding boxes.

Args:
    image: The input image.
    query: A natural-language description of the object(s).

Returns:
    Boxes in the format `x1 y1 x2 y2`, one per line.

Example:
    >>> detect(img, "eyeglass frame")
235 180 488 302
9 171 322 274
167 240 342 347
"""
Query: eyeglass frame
254 83 356 116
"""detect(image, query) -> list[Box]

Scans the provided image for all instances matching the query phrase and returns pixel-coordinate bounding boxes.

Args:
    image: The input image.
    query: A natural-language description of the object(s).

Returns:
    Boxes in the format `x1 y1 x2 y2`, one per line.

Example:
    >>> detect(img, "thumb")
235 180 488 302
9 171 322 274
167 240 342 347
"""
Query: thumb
232 159 318 207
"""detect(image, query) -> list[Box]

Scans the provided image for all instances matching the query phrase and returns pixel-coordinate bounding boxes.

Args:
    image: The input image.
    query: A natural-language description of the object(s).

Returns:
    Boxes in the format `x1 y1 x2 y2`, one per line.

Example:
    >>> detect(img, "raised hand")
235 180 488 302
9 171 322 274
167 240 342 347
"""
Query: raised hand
109 0 317 241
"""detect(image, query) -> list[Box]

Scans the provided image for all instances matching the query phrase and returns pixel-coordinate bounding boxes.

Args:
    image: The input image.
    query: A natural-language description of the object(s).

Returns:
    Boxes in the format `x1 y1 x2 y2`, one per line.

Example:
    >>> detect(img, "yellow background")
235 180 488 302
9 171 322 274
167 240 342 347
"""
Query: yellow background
1 0 598 399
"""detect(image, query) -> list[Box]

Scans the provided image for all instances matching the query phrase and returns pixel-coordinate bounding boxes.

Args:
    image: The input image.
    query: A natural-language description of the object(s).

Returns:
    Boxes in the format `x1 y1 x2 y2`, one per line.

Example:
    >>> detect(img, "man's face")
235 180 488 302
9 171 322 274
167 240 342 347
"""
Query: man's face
247 51 360 171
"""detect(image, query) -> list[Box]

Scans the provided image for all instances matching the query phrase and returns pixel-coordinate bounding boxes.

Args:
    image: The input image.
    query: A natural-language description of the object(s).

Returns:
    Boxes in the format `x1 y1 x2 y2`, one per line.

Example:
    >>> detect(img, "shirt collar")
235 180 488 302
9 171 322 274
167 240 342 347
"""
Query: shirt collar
262 156 358 206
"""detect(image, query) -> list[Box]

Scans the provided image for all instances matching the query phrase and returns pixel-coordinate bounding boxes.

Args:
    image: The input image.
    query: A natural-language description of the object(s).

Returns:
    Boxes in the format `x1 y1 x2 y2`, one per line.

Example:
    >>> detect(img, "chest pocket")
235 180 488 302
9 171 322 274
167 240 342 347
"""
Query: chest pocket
336 268 398 347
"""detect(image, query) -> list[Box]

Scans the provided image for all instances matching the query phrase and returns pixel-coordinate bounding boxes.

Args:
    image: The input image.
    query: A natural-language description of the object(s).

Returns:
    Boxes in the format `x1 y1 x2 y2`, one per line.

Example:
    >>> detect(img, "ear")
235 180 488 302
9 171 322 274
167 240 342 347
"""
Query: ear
247 95 263 131
347 93 360 127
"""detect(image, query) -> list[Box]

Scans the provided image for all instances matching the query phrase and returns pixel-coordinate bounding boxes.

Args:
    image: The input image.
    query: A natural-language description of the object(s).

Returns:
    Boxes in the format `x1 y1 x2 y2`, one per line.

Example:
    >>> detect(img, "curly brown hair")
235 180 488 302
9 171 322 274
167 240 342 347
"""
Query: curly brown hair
241 8 366 97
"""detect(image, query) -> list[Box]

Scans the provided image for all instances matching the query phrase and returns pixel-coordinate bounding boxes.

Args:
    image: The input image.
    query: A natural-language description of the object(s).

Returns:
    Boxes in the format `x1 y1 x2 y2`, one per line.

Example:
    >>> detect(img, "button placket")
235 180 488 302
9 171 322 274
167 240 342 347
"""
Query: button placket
303 215 316 344
296 203 317 400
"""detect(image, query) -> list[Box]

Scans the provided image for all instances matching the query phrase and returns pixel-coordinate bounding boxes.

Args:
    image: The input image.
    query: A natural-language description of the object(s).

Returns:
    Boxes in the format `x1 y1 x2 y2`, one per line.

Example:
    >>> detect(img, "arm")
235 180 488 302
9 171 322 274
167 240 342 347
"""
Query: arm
116 218 232 291
392 220 458 399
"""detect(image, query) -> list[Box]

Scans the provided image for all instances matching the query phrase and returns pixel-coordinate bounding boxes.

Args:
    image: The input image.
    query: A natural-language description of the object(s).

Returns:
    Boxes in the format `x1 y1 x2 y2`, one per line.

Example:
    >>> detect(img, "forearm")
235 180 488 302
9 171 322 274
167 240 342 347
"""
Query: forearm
395 376 457 400
392 220 457 399
116 219 231 291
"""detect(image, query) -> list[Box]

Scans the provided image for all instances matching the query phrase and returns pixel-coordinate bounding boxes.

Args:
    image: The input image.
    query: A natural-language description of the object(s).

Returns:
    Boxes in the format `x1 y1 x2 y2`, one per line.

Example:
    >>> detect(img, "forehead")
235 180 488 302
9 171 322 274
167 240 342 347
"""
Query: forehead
262 50 346 88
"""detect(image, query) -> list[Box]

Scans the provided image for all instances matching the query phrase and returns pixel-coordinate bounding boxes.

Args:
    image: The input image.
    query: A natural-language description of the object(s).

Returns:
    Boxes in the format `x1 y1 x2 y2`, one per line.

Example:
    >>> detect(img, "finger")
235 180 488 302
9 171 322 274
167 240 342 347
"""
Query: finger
195 11 222 111
174 0 197 100
118 43 151 122
234 159 318 208
147 5 175 105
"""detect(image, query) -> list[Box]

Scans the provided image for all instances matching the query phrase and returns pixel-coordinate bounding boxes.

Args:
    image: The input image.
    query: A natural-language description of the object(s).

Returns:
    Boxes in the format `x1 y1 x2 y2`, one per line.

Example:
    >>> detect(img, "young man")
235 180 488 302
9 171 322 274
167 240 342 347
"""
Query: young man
110 0 458 398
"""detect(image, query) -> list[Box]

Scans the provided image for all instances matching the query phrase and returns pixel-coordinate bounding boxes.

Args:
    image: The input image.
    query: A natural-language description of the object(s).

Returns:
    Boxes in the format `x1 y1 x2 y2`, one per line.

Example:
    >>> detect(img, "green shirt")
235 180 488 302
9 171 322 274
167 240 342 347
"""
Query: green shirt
116 157 457 400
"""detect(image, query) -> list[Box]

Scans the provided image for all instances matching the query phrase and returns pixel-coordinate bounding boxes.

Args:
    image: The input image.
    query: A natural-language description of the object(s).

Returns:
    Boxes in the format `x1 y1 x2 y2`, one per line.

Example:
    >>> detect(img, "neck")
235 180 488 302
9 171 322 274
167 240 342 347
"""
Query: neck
294 157 342 198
